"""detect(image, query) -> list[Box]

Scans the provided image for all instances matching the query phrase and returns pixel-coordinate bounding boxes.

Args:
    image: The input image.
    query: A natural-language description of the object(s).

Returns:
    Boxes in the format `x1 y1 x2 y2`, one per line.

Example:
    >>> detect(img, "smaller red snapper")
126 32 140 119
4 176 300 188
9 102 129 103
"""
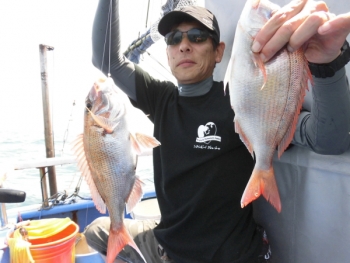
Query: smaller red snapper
71 77 160 263
224 0 312 212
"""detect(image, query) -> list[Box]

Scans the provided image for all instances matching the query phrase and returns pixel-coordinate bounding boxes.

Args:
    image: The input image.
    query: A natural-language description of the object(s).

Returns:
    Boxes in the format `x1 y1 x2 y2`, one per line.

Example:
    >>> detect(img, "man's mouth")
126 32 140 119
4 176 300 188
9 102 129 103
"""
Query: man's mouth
177 59 195 67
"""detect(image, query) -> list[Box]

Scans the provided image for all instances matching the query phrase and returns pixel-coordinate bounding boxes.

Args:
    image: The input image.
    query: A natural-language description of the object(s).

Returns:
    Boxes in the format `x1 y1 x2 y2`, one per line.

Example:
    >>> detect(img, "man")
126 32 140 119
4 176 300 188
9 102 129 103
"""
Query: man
85 0 350 262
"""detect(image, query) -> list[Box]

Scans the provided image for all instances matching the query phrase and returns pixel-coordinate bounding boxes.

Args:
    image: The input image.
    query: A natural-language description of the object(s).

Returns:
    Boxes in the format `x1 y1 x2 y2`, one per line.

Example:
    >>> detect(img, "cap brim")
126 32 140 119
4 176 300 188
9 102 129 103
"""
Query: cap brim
158 11 198 36
157 6 220 43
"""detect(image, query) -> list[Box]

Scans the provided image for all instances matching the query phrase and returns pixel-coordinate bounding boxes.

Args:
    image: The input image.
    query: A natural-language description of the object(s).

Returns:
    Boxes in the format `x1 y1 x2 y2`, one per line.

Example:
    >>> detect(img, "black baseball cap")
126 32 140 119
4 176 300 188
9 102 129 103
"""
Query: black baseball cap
158 5 220 44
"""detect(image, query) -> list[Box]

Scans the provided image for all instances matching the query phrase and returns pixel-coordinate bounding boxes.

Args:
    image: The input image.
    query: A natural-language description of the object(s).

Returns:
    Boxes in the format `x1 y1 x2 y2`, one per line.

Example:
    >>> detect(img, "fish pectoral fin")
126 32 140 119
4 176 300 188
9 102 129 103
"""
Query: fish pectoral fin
89 109 119 134
107 225 147 263
251 51 267 90
135 132 161 149
125 177 145 214
241 167 281 213
130 133 142 155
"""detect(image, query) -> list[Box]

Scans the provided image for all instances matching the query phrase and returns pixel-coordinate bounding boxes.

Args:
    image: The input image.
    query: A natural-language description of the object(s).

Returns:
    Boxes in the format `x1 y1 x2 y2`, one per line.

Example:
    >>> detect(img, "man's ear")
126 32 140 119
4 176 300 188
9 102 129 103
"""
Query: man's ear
215 42 226 63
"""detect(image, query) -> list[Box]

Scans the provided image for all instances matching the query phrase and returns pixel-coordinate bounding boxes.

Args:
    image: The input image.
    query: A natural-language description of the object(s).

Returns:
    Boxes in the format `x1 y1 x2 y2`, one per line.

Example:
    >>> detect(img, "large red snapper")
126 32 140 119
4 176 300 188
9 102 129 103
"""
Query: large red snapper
224 0 312 212
71 77 160 263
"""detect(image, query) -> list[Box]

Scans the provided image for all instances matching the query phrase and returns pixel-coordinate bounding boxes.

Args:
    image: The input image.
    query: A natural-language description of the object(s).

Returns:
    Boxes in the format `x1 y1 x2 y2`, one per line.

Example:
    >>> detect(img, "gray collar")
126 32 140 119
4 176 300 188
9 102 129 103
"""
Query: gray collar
178 76 213 97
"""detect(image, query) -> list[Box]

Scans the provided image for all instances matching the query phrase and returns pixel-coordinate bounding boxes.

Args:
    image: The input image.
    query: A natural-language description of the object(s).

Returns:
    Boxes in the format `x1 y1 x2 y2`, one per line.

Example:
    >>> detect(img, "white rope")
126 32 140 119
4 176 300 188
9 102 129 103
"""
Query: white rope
101 0 113 76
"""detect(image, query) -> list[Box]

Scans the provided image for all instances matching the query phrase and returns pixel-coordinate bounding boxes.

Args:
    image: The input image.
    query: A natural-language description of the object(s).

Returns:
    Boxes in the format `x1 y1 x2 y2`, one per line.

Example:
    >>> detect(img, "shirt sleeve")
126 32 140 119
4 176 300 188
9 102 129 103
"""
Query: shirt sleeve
92 0 137 101
293 68 350 154
130 65 176 123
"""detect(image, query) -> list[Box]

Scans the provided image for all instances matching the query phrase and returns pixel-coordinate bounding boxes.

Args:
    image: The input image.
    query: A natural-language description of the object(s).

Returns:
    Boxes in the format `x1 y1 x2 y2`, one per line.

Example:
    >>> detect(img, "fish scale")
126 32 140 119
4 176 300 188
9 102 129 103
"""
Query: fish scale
86 126 134 213
224 0 311 212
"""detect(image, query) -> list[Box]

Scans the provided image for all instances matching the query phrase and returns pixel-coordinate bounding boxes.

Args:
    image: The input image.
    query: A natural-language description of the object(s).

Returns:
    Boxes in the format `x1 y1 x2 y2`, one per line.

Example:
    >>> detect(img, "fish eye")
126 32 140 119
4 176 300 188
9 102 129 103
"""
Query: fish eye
86 102 92 110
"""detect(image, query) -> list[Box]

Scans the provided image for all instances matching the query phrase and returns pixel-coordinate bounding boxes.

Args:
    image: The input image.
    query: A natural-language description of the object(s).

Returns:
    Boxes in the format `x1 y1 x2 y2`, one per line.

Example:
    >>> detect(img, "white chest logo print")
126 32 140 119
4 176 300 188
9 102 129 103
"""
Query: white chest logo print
196 122 222 144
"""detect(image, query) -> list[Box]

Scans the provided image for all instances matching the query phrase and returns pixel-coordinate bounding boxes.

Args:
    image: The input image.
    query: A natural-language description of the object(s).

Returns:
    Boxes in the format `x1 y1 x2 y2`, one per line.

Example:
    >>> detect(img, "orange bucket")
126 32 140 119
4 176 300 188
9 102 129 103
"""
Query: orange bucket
8 218 79 263
29 222 79 263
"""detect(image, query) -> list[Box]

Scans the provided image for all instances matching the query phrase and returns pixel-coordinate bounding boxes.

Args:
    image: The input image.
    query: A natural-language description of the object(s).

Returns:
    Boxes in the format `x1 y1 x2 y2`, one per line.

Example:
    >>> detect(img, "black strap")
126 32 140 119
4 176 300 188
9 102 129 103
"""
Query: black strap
308 40 350 78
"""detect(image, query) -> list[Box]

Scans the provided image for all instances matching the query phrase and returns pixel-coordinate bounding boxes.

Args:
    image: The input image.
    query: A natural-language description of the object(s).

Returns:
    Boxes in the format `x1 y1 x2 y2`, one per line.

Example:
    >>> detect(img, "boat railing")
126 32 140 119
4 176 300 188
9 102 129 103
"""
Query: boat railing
0 157 78 227
12 157 77 208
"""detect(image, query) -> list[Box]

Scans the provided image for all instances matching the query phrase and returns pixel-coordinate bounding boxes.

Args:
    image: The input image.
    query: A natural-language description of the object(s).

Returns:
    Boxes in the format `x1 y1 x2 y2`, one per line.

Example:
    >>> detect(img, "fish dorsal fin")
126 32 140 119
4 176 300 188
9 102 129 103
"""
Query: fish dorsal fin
277 51 311 158
125 177 145 214
70 134 107 214
87 107 119 134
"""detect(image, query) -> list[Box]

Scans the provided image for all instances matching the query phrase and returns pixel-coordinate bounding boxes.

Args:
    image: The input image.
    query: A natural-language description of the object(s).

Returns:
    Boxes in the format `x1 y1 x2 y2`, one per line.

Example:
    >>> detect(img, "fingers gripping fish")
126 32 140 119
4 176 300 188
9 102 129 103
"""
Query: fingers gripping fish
224 0 312 212
71 77 161 263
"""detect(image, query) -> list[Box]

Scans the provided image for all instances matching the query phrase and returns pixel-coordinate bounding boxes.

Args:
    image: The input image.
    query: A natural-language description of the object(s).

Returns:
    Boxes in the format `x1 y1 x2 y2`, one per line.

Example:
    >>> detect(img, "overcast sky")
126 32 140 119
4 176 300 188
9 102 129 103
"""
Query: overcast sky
0 0 172 139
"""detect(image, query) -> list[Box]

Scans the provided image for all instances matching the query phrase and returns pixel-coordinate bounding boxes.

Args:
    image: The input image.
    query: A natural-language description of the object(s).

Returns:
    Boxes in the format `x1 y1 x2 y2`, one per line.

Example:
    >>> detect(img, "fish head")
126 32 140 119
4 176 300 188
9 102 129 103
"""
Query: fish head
223 0 281 90
86 77 122 119
85 77 125 133
239 0 280 38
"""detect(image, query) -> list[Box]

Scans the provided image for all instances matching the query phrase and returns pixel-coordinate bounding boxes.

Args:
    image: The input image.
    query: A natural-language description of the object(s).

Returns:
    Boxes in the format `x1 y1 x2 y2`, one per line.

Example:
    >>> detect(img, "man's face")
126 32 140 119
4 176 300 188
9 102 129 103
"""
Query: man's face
166 21 225 85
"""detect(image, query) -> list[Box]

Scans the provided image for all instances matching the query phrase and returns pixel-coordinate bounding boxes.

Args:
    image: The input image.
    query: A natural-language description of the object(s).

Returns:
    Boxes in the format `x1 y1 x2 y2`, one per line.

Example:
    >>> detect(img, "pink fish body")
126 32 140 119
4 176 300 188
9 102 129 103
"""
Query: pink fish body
72 77 160 263
224 0 312 212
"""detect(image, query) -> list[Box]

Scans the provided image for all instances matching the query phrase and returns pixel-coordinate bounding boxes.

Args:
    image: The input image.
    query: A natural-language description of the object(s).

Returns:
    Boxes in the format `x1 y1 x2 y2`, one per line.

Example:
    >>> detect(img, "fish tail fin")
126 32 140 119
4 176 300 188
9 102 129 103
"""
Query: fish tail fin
107 225 147 263
241 167 281 213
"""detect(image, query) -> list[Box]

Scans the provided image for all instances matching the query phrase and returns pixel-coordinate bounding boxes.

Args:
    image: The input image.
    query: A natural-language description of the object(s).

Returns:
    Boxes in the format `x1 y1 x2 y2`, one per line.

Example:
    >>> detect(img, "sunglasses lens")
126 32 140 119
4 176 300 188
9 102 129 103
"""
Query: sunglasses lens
187 29 209 43
164 29 210 45
165 31 183 45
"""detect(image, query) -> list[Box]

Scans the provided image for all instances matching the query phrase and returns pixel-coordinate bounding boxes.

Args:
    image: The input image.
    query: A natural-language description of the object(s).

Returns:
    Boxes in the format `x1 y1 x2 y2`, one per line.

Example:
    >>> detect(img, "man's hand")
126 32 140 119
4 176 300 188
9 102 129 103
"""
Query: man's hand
318 12 350 41
251 0 348 64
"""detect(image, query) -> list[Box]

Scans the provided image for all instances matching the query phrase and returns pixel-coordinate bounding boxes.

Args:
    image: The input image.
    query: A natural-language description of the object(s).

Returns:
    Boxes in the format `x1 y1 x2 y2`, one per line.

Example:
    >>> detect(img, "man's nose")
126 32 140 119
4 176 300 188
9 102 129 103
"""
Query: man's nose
179 33 192 52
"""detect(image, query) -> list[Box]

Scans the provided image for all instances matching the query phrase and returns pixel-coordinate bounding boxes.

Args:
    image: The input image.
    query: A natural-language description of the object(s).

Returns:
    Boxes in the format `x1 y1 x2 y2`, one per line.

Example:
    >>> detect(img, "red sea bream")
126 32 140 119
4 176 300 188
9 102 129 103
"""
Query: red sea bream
224 0 312 212
72 77 160 263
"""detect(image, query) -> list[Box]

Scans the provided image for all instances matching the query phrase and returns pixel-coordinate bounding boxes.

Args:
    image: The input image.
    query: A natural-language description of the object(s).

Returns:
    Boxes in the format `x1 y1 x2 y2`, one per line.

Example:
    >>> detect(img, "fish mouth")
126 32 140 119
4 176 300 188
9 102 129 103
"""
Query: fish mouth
86 86 111 116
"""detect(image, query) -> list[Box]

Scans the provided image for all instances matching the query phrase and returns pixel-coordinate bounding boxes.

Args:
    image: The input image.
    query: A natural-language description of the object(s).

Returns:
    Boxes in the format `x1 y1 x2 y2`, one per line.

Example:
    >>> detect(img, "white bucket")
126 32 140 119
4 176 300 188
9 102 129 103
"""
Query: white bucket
75 233 104 263
130 198 161 220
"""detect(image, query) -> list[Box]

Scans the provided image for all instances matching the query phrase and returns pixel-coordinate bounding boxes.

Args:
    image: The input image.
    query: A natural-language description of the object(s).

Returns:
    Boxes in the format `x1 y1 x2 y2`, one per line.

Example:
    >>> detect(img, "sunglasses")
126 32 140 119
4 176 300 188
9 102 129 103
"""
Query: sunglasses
164 28 215 46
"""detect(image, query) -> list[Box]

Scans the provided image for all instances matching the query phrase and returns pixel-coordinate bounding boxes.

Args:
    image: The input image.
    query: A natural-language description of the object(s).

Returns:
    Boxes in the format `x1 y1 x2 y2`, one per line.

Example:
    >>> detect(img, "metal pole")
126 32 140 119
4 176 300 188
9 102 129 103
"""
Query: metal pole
145 0 150 28
39 44 57 197
39 167 49 208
